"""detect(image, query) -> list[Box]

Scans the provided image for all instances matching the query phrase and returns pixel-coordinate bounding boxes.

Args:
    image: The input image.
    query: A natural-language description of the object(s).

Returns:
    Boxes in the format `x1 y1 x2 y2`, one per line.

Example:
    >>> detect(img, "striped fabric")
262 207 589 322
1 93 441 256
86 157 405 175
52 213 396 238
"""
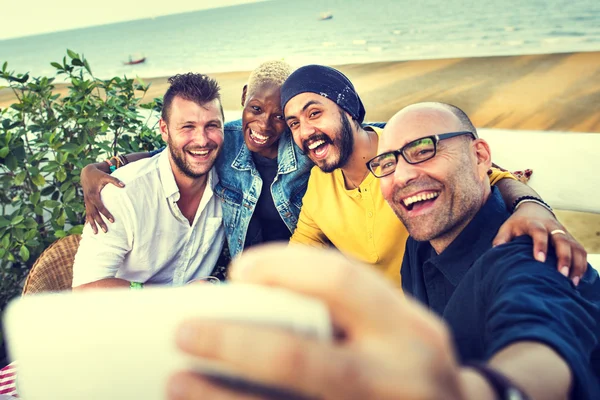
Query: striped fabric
0 362 18 398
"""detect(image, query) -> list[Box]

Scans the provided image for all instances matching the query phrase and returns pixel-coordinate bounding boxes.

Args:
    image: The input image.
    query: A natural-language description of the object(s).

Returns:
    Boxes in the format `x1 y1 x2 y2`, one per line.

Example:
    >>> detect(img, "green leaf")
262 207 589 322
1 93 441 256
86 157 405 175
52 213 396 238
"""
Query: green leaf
2 61 7 72
50 62 63 70
5 153 17 171
14 171 26 186
51 206 61 220
63 186 76 203
83 59 92 75
26 239 40 248
31 174 46 187
60 143 79 153
25 229 38 240
55 230 67 238
67 49 78 59
68 225 84 235
41 186 55 196
42 200 61 208
57 152 68 164
30 191 40 205
11 215 24 225
56 169 67 182
24 218 37 230
19 245 30 262
0 217 10 228
71 58 84 67
40 163 60 173
56 210 66 227
1 233 10 248
0 147 9 158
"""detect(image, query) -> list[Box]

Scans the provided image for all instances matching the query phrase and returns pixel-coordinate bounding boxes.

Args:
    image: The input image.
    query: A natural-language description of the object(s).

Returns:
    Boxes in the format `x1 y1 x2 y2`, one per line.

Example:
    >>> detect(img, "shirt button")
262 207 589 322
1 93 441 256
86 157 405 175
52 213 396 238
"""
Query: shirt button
368 211 373 217
368 232 373 238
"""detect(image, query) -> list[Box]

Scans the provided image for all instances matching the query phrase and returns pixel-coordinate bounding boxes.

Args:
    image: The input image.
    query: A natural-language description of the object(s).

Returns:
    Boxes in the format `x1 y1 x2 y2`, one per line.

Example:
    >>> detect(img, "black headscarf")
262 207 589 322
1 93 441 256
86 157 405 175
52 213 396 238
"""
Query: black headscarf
280 65 366 123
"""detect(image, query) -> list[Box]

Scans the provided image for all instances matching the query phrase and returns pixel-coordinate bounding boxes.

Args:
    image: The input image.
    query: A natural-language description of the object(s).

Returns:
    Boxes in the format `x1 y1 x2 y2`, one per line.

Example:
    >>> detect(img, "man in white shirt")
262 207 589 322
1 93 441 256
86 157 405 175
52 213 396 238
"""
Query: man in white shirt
72 73 225 289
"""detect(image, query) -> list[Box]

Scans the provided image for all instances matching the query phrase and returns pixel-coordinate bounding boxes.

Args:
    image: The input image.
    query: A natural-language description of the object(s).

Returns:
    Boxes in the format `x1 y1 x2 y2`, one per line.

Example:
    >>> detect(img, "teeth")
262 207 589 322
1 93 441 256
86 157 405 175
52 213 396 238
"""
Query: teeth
308 140 326 150
403 192 439 207
250 129 269 142
189 150 209 156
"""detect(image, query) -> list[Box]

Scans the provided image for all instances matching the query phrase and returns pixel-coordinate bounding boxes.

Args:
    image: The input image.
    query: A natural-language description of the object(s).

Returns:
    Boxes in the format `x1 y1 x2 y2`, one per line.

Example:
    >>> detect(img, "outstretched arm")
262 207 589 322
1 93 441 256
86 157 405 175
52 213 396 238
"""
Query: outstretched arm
167 245 584 400
81 152 155 233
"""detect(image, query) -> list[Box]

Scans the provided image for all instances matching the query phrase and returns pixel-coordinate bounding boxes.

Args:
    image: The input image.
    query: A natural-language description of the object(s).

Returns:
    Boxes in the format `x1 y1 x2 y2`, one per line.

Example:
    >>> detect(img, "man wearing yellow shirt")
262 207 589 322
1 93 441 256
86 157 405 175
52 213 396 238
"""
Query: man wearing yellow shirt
281 64 586 285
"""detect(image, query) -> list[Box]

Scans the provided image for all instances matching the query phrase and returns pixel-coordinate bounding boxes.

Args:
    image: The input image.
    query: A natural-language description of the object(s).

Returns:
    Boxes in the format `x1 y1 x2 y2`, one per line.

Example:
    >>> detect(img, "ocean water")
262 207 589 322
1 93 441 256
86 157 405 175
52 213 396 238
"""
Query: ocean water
1 0 599 79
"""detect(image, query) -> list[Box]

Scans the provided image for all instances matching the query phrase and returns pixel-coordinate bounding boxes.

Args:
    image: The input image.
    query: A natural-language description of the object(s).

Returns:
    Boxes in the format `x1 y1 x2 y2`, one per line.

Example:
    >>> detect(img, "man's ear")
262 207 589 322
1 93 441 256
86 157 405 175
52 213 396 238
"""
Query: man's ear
159 118 168 142
473 139 492 180
241 84 248 107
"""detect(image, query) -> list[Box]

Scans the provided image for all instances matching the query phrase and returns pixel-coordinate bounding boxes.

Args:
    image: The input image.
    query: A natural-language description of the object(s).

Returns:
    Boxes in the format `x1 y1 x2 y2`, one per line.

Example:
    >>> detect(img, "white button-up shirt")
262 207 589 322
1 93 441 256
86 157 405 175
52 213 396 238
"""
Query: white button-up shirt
72 150 224 287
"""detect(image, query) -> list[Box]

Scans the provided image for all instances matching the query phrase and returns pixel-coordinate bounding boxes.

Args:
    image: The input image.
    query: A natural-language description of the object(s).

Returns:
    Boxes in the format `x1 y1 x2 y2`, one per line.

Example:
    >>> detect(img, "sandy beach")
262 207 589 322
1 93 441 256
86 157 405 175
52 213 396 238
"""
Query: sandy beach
2 51 600 132
1 51 598 252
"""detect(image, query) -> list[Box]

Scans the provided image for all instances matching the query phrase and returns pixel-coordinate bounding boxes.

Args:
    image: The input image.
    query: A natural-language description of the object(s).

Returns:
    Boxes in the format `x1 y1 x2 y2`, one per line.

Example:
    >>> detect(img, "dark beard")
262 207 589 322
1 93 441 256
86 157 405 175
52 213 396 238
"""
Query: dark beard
320 113 354 173
168 137 208 179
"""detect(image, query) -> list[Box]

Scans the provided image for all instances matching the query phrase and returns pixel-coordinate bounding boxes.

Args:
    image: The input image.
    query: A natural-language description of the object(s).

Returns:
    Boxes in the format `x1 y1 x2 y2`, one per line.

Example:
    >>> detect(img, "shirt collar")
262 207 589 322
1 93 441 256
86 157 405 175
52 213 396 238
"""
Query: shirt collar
427 187 510 286
159 146 219 201
158 148 179 199
231 130 298 174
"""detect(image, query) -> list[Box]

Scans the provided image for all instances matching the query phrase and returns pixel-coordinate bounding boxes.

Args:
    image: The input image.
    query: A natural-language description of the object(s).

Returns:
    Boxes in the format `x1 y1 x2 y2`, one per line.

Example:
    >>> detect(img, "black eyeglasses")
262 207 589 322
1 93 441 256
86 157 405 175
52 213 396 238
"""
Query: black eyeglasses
366 131 476 178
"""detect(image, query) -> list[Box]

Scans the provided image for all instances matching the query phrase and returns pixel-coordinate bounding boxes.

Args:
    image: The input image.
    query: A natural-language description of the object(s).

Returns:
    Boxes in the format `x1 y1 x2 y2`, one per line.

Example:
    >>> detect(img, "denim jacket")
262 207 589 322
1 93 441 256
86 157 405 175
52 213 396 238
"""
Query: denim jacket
214 119 313 258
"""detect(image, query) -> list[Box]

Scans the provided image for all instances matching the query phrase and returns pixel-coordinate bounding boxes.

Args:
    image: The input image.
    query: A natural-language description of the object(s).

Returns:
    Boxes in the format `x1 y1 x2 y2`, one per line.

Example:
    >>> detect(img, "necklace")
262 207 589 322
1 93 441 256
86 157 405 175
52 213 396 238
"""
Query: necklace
344 170 369 191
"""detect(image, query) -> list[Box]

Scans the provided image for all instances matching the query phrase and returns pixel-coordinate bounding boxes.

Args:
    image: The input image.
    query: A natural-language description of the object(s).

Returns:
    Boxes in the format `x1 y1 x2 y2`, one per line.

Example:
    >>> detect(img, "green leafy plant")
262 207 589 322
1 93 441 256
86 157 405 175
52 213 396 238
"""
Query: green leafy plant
0 50 162 365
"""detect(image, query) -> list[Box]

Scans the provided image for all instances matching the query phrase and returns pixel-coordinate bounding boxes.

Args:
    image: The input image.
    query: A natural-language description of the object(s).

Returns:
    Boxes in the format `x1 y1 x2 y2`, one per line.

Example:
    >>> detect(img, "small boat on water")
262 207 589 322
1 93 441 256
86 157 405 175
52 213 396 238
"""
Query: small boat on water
318 12 333 20
124 57 146 65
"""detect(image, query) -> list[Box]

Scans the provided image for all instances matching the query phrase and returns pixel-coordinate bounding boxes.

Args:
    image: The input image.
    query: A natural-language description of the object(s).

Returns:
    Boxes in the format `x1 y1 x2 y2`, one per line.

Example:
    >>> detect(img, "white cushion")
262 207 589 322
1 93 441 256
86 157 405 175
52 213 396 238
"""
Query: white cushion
478 129 600 214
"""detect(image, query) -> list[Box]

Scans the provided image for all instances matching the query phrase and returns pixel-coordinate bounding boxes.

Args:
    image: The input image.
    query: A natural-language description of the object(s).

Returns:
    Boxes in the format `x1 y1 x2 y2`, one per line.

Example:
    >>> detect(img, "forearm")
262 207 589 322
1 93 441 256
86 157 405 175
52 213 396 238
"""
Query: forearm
495 178 541 210
123 152 152 164
72 278 131 291
88 152 152 174
460 342 571 400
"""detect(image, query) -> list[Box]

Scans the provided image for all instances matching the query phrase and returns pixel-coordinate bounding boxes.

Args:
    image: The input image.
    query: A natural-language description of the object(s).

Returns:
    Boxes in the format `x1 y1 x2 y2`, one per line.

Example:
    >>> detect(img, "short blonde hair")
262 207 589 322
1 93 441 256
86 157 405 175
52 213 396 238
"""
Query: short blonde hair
247 60 293 95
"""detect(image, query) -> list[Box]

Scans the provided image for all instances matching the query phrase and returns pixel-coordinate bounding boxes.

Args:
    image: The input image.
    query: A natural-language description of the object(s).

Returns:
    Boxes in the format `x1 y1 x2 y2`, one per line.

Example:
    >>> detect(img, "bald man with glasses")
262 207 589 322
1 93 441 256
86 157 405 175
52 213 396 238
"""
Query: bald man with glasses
375 102 600 399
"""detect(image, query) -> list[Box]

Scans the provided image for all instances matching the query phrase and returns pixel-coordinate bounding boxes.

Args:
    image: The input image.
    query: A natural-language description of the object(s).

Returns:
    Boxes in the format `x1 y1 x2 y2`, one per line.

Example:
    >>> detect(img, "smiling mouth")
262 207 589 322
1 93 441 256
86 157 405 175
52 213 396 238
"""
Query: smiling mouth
188 149 209 156
304 136 333 160
402 191 440 211
309 140 329 157
249 128 270 145
186 148 212 160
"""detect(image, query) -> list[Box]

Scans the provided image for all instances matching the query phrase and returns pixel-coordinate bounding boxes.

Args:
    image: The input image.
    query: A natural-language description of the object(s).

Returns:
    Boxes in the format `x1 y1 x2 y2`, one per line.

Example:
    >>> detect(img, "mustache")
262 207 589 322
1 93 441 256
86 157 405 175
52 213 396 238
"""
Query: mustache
302 133 333 154
184 144 218 152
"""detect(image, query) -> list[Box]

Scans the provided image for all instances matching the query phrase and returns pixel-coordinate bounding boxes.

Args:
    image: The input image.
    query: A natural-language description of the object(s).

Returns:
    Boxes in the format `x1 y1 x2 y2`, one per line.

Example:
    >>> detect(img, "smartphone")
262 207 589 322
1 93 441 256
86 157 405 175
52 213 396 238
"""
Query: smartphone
2 284 331 400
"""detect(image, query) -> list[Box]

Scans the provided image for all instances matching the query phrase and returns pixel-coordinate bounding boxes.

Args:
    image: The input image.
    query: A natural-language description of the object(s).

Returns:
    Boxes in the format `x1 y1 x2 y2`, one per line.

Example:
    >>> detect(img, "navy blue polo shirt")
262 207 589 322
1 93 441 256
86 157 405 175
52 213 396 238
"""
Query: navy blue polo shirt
401 187 600 399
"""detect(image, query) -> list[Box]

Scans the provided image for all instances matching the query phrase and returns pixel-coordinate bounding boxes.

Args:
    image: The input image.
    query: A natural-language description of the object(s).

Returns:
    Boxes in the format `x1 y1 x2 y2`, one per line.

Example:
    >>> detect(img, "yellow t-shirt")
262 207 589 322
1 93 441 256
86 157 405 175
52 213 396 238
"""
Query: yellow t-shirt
290 126 515 286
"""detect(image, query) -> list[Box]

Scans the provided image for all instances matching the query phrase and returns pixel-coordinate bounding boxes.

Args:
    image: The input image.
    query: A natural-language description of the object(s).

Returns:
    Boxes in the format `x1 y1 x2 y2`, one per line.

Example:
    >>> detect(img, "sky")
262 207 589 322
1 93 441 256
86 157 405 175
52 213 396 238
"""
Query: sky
1 0 268 41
